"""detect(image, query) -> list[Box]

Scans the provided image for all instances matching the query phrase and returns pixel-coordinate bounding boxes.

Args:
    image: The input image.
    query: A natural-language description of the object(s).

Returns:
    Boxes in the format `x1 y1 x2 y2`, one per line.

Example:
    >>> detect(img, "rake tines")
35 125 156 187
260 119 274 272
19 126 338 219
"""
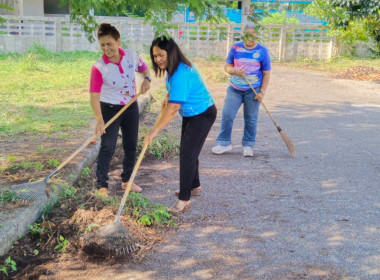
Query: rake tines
79 221 138 258
11 180 49 202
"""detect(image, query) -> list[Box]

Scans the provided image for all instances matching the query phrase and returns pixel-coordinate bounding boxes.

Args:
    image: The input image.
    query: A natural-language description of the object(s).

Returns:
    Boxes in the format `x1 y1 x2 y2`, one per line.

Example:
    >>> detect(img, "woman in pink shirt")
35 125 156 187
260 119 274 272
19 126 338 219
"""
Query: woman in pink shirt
89 23 151 197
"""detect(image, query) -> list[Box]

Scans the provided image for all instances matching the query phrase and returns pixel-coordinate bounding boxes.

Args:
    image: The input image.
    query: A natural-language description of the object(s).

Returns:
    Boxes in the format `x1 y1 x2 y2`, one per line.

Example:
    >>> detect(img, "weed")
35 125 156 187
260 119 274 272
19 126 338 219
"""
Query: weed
139 204 173 226
85 223 99 233
54 235 68 253
36 145 54 153
100 195 120 208
207 54 224 62
297 57 314 64
81 167 91 177
57 185 77 199
28 223 44 238
138 126 179 160
0 189 21 204
8 161 44 172
42 201 57 219
125 193 173 226
33 249 39 255
47 159 60 168
0 256 17 276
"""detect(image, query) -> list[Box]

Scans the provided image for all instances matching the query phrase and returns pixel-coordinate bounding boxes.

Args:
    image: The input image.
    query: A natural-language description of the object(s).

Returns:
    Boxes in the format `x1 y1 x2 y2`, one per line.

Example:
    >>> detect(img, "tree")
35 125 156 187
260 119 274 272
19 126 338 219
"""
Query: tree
260 11 300 25
331 0 380 21
306 0 380 55
0 4 13 25
330 0 380 55
305 0 370 55
62 0 230 42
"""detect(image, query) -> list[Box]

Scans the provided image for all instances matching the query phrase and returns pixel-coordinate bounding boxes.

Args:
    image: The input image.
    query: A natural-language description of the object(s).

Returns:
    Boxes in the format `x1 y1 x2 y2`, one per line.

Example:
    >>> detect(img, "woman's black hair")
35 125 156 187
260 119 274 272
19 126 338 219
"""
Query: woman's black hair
97 23 120 41
150 36 191 78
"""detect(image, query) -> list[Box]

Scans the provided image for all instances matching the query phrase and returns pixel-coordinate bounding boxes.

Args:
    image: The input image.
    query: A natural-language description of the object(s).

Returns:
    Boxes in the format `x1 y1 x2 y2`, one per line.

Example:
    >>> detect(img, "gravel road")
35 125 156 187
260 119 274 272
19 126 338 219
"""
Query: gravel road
41 66 380 280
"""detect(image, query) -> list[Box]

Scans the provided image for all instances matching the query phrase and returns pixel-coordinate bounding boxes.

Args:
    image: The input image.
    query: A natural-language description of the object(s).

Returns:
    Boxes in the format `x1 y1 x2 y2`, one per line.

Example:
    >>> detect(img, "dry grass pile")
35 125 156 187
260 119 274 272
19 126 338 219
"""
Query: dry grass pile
69 207 163 259
336 66 380 82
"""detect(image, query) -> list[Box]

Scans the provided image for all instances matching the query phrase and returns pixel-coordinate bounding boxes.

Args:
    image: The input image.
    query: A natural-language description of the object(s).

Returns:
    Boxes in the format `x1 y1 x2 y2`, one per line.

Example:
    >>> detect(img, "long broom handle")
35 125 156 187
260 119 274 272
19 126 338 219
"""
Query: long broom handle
243 76 281 130
47 93 143 180
115 107 166 222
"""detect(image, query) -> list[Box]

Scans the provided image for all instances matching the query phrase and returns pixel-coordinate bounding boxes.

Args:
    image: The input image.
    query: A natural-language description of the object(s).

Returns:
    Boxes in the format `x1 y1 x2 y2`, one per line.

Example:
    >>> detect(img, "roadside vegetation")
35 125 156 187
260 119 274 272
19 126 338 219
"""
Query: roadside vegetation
276 56 380 72
0 165 173 279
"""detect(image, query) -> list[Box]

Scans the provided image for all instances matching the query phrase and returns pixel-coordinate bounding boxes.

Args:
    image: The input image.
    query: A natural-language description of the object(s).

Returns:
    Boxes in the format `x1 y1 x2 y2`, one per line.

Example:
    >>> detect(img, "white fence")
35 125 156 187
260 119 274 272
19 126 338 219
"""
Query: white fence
0 15 335 61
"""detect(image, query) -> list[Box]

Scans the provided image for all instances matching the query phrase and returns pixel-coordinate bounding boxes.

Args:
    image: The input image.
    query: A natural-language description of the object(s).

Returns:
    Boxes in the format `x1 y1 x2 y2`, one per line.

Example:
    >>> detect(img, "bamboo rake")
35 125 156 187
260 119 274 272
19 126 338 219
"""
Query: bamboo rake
243 76 295 157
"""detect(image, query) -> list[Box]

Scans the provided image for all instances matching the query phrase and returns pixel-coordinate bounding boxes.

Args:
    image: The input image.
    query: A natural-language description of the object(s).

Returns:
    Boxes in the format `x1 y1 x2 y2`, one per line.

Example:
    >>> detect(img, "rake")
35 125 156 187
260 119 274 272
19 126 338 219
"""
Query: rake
11 93 143 201
244 76 295 157
79 108 166 258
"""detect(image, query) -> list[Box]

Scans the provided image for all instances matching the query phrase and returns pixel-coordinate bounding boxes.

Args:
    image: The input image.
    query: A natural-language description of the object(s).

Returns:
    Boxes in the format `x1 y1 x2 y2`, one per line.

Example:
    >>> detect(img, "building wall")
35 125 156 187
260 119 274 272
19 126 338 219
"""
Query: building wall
23 0 44 16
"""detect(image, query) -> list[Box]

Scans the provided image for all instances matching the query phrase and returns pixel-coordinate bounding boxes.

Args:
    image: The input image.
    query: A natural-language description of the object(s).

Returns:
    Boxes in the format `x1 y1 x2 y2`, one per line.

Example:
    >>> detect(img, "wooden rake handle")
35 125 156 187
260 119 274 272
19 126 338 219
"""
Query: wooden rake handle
51 93 143 176
115 108 166 221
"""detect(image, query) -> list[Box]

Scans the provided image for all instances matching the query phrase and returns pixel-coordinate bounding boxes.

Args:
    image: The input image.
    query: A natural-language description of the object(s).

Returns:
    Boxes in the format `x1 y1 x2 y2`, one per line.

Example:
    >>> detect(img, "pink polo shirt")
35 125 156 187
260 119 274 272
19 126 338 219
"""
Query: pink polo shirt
90 48 148 105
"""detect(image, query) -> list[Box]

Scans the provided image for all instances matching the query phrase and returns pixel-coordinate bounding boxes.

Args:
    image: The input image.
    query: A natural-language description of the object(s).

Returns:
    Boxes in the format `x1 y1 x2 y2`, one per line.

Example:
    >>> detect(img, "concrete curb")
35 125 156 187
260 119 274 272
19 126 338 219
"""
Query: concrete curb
0 93 151 256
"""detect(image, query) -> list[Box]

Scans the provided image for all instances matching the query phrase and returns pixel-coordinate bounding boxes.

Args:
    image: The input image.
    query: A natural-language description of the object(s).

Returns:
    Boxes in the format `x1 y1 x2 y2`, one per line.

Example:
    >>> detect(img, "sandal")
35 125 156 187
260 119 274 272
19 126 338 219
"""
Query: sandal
168 200 191 215
97 187 108 197
174 187 202 197
122 182 143 193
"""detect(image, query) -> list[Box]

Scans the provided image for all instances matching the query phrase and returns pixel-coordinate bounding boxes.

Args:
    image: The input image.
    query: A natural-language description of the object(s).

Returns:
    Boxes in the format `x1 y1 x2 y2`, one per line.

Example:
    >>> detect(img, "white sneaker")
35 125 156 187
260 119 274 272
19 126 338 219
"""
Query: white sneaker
243 146 253 157
212 145 232 155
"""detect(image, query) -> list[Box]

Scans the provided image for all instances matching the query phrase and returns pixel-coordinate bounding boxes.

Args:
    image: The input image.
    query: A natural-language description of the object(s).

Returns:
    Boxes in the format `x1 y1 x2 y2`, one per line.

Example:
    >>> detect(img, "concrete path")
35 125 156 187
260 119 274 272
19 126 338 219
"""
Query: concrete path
42 66 380 280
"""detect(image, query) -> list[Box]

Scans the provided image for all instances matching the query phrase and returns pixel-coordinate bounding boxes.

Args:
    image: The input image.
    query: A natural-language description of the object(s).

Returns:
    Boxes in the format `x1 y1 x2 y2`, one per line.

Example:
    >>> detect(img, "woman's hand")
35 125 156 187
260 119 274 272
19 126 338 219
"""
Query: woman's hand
140 79 151 94
95 119 106 136
224 63 245 77
162 94 169 109
144 128 159 145
234 68 246 77
254 92 265 102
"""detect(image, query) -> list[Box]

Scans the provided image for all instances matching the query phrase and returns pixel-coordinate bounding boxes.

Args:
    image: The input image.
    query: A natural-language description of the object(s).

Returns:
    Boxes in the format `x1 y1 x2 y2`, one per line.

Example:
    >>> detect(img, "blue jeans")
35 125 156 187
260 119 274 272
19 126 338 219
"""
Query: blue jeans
216 86 261 147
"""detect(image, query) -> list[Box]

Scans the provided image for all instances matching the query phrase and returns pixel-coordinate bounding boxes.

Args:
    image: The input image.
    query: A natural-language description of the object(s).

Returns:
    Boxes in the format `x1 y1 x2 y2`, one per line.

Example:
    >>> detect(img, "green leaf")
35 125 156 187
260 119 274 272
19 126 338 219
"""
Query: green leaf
1 267 8 276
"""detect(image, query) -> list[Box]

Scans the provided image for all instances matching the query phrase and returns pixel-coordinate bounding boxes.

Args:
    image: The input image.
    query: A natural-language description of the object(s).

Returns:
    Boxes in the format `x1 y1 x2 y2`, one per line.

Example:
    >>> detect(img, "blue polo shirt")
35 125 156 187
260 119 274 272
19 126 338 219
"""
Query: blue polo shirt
167 62 214 117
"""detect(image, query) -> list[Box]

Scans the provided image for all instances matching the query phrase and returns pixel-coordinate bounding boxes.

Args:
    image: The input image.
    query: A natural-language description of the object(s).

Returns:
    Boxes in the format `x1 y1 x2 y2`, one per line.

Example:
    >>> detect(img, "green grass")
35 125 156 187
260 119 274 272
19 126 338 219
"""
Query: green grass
275 56 380 73
0 45 100 136
0 188 21 204
2 47 378 138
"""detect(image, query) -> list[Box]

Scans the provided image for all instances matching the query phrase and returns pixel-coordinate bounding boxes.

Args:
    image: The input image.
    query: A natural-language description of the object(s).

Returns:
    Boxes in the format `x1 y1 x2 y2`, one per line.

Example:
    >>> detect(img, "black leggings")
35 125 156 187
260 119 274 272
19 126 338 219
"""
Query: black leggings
96 101 139 188
178 104 217 201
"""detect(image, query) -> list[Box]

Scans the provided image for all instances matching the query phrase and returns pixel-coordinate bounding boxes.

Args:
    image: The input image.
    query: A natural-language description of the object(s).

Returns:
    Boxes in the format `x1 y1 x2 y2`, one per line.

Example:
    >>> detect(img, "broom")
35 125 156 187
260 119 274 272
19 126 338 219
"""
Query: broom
79 107 166 258
243 75 295 157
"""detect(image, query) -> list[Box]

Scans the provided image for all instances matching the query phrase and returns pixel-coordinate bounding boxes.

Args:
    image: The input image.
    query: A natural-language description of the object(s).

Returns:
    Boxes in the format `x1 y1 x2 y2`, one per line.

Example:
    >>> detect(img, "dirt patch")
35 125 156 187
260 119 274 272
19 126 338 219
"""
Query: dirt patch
0 105 179 279
0 144 175 280
0 123 99 189
335 66 380 82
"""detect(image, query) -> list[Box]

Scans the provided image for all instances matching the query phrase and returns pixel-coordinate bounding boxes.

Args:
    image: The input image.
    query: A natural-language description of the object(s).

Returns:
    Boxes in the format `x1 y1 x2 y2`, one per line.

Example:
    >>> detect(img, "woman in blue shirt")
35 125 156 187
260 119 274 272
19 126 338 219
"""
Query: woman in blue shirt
145 37 217 214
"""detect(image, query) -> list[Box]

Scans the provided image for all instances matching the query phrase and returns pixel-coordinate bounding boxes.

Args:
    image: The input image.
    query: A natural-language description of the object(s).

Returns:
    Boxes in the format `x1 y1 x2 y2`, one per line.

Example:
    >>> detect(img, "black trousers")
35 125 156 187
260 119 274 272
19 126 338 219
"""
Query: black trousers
178 104 217 201
96 101 139 188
